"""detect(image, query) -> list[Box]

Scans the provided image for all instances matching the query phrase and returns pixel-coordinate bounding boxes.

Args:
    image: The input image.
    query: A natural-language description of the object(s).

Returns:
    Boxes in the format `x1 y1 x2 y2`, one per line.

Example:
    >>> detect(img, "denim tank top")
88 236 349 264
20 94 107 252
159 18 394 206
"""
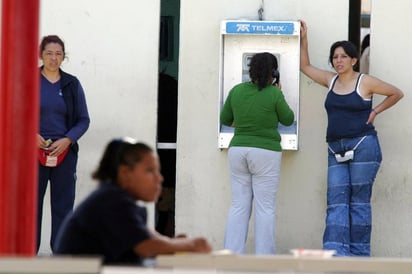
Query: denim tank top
324 73 377 142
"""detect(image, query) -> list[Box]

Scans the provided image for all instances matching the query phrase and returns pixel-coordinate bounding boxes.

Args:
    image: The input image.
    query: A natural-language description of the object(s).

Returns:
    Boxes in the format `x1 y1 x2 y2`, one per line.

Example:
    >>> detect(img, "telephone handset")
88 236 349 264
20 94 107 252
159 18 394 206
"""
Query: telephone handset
272 69 280 85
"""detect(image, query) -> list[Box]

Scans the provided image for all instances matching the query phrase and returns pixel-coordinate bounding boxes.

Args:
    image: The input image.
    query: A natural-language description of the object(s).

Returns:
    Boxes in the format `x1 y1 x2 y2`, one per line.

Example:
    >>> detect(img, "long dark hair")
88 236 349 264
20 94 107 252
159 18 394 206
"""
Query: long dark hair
92 137 153 184
361 34 370 55
249 52 278 90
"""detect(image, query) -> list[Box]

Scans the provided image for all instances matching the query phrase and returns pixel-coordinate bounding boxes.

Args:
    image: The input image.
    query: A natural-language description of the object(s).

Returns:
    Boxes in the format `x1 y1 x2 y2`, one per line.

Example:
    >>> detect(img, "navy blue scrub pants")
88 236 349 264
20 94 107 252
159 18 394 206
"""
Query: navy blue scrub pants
37 149 77 252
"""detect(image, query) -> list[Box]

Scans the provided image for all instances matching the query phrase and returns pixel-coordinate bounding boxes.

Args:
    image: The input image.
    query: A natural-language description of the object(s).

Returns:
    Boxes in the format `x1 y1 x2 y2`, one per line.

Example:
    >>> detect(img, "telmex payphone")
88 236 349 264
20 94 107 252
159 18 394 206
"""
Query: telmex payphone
218 20 300 150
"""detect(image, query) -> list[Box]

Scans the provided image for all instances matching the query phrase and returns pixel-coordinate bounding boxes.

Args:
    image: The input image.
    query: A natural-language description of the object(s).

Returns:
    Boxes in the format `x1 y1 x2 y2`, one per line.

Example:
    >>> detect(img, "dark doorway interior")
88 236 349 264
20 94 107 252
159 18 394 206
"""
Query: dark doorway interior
156 0 180 237
349 0 371 72
349 0 361 52
156 73 177 237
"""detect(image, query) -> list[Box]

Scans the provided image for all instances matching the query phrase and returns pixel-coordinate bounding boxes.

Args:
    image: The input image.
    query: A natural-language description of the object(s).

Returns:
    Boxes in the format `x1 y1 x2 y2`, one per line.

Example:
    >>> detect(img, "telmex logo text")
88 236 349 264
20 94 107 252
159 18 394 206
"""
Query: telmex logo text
236 24 250 32
236 23 287 32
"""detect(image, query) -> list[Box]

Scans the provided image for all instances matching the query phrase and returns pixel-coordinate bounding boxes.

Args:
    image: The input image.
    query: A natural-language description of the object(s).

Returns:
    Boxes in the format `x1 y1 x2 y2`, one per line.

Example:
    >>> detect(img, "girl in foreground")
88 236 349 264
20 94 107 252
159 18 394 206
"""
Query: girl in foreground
55 137 211 264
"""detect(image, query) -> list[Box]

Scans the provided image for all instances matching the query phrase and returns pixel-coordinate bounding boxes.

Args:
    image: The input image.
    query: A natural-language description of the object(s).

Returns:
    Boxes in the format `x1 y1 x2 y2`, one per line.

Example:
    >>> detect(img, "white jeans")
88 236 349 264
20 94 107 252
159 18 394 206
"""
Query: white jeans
224 146 282 254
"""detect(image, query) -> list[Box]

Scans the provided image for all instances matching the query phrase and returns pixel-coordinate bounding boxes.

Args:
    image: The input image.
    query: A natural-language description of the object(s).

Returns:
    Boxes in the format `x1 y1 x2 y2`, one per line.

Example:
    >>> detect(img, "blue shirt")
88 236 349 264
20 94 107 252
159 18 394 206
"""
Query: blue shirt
54 182 151 265
325 74 376 142
39 76 68 140
39 69 90 145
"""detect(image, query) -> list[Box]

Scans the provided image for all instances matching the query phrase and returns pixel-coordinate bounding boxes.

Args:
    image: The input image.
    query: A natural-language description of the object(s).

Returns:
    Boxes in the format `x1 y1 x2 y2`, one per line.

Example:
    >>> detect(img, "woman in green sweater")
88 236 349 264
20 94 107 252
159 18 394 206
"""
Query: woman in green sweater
221 52 294 254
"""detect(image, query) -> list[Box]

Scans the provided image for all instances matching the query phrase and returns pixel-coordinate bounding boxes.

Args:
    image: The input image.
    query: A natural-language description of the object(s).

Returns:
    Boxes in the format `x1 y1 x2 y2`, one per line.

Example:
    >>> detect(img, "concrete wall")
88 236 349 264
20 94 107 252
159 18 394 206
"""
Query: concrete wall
38 0 161 254
176 0 412 257
35 0 412 258
367 0 412 257
176 0 347 255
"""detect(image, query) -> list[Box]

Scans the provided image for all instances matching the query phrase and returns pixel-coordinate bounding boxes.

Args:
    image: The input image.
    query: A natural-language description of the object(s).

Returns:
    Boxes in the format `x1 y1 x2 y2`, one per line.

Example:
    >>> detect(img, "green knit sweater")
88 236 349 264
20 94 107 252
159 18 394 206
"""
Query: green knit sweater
220 82 294 151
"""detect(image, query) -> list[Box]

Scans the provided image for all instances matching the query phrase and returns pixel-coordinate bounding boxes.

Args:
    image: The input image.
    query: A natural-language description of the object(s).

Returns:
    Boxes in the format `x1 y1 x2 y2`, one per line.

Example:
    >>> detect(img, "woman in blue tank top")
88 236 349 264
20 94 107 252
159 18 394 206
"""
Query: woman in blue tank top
300 20 403 256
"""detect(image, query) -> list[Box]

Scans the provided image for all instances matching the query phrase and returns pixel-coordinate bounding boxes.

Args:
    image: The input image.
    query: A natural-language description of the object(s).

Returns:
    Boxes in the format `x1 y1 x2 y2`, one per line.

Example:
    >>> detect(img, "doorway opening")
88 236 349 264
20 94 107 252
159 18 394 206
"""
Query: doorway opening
156 0 180 237
349 0 370 72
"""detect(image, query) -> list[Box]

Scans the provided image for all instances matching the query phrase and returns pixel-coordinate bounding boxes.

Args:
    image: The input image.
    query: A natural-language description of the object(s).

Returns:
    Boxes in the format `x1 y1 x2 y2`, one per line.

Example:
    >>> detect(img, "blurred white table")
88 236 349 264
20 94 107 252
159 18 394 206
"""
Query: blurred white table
3 254 412 274
0 256 101 274
102 254 412 274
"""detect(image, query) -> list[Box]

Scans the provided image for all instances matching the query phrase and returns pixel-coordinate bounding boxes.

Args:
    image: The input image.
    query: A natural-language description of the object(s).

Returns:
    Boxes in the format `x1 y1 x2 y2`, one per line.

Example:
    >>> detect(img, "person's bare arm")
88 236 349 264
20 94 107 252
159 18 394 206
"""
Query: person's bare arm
300 20 334 88
133 230 211 258
361 74 404 124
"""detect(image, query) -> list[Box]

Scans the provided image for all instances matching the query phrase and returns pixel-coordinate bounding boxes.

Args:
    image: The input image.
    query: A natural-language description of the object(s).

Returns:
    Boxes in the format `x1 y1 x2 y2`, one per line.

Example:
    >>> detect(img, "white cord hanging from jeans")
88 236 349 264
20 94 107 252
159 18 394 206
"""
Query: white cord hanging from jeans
328 136 367 162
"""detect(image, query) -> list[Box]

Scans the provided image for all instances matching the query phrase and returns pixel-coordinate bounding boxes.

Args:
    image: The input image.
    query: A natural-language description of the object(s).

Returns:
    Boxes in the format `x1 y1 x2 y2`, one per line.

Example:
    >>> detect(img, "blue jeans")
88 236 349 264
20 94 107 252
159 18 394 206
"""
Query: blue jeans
224 146 282 254
37 149 77 252
323 135 382 256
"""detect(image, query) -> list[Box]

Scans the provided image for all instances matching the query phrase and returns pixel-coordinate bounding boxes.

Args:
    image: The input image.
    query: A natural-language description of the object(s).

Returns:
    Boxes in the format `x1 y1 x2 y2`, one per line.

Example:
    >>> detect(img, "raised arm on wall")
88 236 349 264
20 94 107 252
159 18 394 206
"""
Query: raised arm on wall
299 20 334 89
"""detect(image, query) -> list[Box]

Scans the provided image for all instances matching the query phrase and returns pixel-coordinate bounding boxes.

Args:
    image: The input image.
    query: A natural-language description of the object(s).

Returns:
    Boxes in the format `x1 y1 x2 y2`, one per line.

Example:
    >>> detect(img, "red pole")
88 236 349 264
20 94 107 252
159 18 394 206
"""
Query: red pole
0 0 40 255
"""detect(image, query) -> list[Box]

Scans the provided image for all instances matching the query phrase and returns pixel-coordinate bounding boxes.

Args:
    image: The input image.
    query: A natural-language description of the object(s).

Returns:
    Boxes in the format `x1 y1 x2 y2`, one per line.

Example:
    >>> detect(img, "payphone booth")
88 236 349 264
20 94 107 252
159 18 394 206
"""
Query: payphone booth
218 20 300 150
